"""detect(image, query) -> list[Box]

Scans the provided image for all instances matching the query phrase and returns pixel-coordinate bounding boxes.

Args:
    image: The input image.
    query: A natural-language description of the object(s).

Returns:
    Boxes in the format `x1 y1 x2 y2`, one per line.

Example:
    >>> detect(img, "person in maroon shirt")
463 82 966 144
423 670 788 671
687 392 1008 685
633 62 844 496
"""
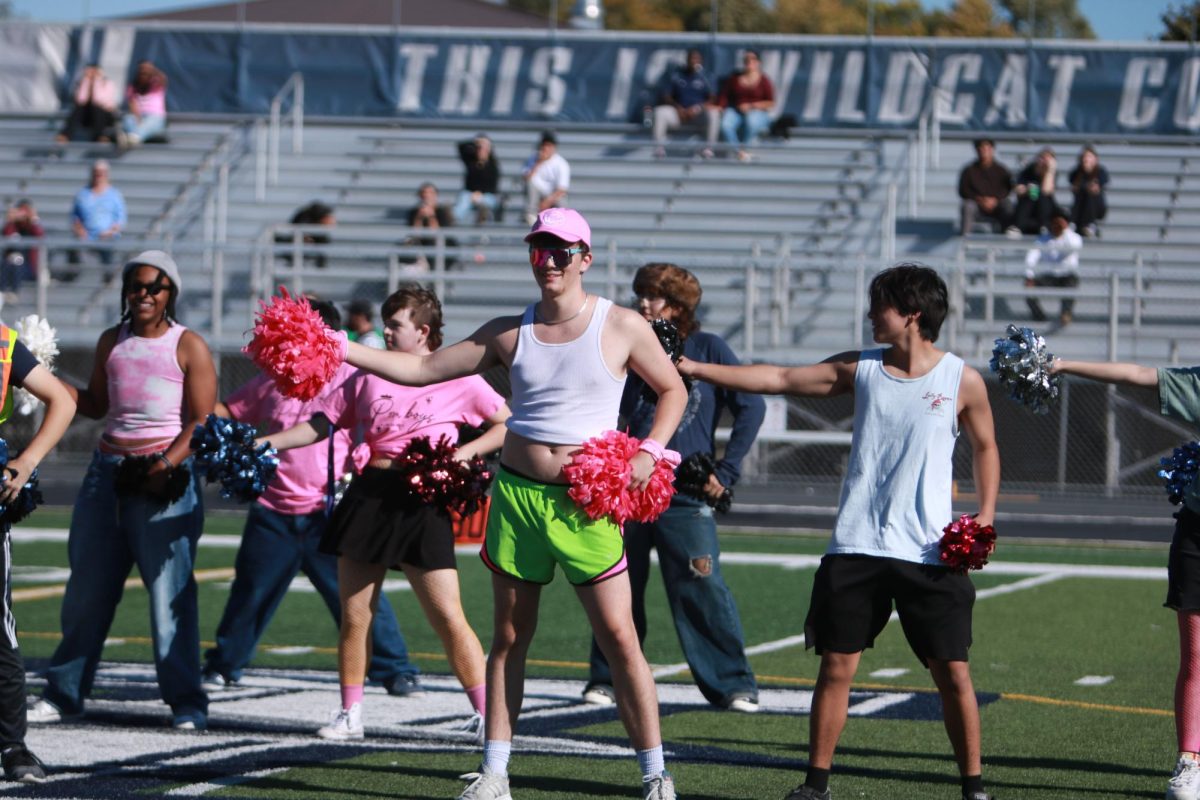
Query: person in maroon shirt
2 201 44 303
718 50 775 162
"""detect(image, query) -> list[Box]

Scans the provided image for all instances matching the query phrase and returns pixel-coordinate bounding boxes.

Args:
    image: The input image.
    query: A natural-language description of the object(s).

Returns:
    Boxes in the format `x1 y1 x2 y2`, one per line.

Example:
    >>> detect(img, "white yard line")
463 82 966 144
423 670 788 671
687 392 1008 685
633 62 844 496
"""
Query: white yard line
165 766 289 797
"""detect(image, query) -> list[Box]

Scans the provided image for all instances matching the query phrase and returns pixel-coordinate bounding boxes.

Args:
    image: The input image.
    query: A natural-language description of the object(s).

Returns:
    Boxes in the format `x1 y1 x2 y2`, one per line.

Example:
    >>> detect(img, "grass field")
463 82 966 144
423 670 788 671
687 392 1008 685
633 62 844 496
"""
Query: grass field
8 507 1181 799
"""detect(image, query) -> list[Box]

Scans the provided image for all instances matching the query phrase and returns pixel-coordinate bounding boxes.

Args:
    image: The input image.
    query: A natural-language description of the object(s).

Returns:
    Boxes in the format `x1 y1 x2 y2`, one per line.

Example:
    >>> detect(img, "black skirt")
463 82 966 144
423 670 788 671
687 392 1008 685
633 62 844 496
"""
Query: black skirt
320 467 456 571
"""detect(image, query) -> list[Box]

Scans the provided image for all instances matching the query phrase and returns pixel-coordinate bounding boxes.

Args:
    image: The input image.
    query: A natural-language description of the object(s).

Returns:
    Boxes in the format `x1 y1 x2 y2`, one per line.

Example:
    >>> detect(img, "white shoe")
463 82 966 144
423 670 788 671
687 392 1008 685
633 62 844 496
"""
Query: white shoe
26 698 64 724
725 694 760 713
582 684 616 706
316 703 363 740
1168 755 1200 800
457 766 511 800
457 711 485 746
643 770 677 800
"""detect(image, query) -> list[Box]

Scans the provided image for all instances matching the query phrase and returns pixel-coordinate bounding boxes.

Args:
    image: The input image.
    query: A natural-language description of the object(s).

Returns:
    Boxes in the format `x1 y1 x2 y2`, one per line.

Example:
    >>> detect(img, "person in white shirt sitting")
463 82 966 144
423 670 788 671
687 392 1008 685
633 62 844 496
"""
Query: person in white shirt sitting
1024 210 1083 326
522 132 570 225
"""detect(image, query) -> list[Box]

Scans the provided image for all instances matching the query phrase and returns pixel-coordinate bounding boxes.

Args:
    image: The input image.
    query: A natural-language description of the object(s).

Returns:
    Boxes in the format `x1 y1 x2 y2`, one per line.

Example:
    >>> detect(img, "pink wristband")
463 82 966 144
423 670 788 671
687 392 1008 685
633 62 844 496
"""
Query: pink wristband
638 438 681 468
331 329 349 363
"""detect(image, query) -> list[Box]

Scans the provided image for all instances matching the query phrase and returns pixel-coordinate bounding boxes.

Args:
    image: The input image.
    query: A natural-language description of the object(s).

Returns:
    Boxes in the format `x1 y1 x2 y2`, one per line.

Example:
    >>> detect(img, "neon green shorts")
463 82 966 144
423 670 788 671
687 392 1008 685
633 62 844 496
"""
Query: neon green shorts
481 467 627 585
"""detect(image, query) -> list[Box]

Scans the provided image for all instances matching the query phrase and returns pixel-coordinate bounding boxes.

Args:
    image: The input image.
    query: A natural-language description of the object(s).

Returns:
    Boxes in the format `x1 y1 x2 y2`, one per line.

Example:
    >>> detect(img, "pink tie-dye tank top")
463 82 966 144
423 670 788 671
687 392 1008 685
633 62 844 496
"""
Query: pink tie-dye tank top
103 322 187 442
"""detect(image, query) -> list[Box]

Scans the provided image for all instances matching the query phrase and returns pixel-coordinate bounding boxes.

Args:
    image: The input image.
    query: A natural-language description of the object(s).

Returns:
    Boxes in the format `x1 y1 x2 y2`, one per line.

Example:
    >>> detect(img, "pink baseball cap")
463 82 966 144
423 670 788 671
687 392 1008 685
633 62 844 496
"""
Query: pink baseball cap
524 208 591 249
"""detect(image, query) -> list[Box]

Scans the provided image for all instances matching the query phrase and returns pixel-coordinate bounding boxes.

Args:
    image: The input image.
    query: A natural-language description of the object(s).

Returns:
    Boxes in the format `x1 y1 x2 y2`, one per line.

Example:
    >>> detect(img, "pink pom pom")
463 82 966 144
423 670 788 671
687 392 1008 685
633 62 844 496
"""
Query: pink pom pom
243 287 346 401
564 430 677 525
938 514 997 573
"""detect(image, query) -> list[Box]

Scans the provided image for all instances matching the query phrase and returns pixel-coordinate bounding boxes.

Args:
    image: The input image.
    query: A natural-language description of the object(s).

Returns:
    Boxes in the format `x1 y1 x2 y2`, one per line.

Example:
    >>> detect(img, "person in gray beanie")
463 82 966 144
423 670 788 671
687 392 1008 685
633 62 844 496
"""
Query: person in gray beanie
28 249 217 731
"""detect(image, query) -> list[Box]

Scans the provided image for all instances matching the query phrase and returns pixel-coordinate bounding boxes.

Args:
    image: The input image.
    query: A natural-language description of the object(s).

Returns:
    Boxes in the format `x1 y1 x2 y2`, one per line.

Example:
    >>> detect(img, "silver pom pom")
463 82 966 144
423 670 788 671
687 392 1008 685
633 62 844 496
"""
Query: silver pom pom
989 324 1059 414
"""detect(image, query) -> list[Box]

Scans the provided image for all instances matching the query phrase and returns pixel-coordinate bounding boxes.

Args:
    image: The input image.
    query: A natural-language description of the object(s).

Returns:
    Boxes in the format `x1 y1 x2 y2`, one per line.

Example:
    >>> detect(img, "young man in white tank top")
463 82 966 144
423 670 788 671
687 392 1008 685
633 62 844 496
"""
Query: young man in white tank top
339 209 687 800
679 264 1000 800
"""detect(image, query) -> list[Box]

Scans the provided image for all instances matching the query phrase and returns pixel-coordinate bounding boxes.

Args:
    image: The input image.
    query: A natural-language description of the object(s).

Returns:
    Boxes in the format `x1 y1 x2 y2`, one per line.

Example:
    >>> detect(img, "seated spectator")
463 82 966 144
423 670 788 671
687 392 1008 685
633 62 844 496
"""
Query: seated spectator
1069 144 1109 238
453 134 501 225
276 202 335 269
1011 147 1064 236
522 131 570 224
403 183 457 272
1024 210 1083 327
2 199 44 303
345 299 384 349
120 60 168 148
68 159 125 275
652 48 720 159
57 65 117 144
718 50 775 162
957 138 1014 235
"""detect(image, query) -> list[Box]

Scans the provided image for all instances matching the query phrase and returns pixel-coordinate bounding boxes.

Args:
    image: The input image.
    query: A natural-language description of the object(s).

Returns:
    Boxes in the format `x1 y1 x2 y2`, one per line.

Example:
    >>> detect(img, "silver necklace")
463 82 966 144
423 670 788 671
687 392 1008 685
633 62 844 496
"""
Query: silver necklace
536 294 589 325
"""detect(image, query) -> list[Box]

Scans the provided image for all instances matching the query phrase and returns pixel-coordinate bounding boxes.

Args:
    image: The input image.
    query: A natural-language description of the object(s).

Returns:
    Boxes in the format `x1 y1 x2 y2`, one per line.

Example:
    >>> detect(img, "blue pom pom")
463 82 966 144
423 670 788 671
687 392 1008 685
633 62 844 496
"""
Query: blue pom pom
990 324 1060 414
190 415 279 503
1160 440 1200 506
0 438 43 526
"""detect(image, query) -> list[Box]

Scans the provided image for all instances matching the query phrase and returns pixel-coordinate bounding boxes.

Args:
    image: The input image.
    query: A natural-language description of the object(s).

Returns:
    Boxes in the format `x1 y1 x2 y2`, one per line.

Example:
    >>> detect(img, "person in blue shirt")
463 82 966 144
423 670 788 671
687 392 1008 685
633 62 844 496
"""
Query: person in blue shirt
584 262 765 712
69 160 126 272
651 49 720 159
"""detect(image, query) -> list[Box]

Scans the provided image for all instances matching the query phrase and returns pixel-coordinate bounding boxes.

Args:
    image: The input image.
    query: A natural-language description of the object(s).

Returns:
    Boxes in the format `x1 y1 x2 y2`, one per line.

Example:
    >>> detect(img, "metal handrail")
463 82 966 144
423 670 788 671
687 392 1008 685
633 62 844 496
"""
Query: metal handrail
268 72 305 186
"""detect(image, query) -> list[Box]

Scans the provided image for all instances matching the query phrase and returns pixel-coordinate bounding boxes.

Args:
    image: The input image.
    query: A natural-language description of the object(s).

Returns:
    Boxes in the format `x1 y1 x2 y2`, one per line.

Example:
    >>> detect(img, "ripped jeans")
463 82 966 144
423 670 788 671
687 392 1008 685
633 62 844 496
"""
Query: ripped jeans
587 498 757 706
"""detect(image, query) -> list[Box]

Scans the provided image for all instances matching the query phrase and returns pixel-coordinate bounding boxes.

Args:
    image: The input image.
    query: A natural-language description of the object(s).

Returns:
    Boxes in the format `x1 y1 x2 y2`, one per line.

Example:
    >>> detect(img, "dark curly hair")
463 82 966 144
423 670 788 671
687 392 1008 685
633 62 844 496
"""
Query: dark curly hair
381 284 444 350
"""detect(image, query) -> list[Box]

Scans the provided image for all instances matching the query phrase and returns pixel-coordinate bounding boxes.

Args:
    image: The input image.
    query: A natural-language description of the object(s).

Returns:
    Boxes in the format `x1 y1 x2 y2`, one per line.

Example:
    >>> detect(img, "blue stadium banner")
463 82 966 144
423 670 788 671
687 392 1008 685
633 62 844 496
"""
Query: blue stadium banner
4 22 1200 135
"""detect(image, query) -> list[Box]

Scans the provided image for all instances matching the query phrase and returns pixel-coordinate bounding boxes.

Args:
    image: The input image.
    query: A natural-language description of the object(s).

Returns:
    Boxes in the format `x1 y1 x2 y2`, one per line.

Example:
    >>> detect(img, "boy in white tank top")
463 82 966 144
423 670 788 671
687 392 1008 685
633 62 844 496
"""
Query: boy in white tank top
679 264 1000 800
334 209 687 800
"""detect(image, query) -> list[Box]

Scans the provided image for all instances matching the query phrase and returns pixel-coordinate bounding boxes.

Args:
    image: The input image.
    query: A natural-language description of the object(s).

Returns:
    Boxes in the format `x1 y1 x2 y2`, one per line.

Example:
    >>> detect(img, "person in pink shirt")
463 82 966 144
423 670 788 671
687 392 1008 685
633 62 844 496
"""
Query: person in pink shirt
201 300 423 698
266 286 510 741
120 61 168 147
57 64 118 143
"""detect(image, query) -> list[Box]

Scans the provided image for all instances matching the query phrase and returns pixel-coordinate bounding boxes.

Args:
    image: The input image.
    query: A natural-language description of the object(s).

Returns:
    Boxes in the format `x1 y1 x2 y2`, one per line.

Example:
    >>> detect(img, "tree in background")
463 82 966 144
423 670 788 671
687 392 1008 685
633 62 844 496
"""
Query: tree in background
1161 2 1200 41
927 0 1016 37
995 0 1095 38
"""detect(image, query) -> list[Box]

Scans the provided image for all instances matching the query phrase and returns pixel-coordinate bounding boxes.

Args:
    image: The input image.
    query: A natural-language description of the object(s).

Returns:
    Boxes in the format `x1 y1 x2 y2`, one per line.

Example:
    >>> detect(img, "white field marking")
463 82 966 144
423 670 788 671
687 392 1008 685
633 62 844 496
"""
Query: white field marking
212 576 413 594
870 668 910 678
847 692 915 716
652 570 1072 680
263 646 314 656
1075 675 1115 686
165 767 289 797
103 638 126 646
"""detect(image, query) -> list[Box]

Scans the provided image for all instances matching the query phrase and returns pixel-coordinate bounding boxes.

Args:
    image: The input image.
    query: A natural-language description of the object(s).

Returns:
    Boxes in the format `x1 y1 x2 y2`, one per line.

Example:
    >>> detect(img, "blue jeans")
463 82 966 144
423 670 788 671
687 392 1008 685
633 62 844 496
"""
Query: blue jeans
588 499 757 707
204 504 419 683
122 113 167 141
43 451 207 719
453 191 499 224
720 108 772 147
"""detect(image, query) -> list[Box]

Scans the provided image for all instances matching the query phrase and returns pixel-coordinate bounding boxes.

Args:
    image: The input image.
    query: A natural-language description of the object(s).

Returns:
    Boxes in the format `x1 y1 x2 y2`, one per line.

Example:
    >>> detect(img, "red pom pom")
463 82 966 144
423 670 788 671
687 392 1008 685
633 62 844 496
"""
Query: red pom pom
564 430 677 525
393 436 493 515
938 515 997 572
243 287 345 401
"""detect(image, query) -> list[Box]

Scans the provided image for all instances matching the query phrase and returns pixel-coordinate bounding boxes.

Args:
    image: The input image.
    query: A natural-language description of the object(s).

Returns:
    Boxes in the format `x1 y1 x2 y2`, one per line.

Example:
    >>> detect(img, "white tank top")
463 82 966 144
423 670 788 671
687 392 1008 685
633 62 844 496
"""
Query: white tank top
829 348 964 565
506 296 625 445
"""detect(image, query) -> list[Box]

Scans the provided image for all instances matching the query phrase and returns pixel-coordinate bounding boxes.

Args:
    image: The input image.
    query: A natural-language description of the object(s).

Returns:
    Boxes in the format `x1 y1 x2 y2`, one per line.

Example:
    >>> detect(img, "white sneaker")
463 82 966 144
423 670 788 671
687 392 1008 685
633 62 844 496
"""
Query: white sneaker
725 693 760 713
643 770 677 800
26 698 65 724
582 684 616 706
316 703 363 740
457 766 511 800
1168 755 1200 800
457 711 485 746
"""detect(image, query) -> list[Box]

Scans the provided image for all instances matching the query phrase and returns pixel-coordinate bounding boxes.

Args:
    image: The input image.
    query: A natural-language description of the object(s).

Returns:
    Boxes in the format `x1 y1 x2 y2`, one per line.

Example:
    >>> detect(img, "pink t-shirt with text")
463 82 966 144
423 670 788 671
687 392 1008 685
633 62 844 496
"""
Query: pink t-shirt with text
224 363 357 515
318 371 504 460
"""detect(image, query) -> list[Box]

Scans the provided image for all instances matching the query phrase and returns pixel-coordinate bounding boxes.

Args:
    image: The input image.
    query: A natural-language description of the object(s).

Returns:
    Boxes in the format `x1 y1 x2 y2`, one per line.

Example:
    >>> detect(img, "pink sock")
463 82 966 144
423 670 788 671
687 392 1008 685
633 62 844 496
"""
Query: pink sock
466 684 487 715
1178 613 1200 753
341 684 364 710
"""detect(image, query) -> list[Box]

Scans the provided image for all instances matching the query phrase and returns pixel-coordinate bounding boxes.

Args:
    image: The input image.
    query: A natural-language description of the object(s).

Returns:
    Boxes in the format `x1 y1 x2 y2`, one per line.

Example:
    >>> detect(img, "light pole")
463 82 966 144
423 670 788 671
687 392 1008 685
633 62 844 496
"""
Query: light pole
569 0 604 30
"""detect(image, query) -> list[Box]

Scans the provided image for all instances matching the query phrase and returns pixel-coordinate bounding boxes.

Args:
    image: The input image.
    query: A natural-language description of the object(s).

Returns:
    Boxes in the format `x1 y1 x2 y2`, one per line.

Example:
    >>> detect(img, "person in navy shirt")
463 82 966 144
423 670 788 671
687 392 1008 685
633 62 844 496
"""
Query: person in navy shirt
584 263 765 712
651 49 721 159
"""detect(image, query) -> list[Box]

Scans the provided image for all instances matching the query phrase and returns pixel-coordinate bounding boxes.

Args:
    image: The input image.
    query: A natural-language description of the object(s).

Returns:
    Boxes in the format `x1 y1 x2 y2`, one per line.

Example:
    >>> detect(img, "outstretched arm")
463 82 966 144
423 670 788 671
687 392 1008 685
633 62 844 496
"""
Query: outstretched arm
678 350 858 399
1050 358 1158 387
344 317 510 386
259 413 331 452
958 367 999 528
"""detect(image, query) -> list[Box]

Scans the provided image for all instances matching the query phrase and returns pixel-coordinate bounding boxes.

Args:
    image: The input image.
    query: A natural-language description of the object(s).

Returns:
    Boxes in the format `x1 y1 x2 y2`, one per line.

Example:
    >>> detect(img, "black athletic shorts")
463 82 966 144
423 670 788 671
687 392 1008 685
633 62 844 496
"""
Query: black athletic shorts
1166 506 1200 612
804 553 976 665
